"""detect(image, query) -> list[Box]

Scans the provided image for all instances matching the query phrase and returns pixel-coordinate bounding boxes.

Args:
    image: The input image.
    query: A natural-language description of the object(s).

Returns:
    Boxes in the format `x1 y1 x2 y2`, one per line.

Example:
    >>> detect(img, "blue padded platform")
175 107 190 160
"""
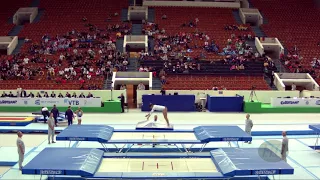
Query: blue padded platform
22 148 104 176
32 111 66 122
309 124 320 132
56 125 114 142
194 126 252 143
211 148 294 177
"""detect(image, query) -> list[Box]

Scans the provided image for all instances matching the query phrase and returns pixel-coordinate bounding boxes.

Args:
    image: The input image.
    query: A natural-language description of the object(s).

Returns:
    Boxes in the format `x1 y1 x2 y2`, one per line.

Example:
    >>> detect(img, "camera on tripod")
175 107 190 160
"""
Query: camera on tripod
249 85 258 102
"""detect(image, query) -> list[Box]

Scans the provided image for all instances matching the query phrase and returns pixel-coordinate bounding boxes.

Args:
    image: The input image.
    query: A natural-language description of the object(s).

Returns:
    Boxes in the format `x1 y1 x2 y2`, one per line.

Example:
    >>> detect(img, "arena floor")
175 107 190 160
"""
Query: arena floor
0 110 320 179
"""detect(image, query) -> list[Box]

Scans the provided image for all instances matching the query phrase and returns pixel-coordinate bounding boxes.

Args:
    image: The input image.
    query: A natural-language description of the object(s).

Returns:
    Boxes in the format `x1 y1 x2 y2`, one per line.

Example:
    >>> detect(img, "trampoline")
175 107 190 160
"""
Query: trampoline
309 124 320 149
0 117 34 126
32 111 66 122
22 148 294 179
56 125 252 152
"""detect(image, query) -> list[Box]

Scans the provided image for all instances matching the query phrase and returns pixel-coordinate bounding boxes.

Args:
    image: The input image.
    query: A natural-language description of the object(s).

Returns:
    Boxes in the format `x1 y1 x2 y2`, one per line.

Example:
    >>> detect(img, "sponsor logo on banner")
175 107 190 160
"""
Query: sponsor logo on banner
35 99 59 106
254 170 276 175
0 100 18 104
306 101 310 105
316 100 320 105
280 101 299 105
35 99 40 105
64 99 80 106
40 170 63 175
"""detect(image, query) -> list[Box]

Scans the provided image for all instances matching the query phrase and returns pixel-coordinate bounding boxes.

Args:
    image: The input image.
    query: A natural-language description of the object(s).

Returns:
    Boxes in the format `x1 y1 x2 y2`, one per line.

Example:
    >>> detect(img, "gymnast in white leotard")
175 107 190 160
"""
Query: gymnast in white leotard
75 107 83 125
145 104 170 126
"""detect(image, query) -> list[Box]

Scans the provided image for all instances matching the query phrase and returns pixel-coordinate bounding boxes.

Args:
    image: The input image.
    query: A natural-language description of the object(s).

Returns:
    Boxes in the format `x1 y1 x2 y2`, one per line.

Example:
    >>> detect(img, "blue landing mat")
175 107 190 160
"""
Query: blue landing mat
22 148 104 176
22 148 291 179
211 148 294 176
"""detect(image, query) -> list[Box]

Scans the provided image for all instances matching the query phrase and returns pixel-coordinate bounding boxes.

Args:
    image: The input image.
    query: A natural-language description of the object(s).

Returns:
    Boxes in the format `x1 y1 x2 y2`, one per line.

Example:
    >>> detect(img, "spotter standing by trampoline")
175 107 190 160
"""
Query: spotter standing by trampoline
145 104 170 127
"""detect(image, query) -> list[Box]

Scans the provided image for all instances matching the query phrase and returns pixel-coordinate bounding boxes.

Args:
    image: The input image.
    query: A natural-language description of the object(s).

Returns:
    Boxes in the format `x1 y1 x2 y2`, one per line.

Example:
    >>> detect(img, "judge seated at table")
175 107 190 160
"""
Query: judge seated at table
71 92 77 98
1 91 7 97
29 92 35 98
58 93 64 98
43 92 49 98
36 92 42 98
87 92 93 98
50 91 56 98
65 92 71 98
79 93 85 98
8 91 15 97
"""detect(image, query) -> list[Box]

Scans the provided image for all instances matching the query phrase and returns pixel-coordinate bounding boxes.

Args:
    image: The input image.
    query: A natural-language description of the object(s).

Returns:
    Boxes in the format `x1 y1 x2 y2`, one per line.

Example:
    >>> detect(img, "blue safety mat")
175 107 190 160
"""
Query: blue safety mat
56 125 114 142
309 124 320 132
22 148 104 176
32 111 66 122
194 126 252 143
211 148 294 177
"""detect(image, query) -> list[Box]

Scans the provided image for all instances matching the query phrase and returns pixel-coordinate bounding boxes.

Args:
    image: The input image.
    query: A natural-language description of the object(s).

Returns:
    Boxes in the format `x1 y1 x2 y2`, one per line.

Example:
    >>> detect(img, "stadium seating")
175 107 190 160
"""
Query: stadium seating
0 0 32 36
163 74 269 90
251 0 320 80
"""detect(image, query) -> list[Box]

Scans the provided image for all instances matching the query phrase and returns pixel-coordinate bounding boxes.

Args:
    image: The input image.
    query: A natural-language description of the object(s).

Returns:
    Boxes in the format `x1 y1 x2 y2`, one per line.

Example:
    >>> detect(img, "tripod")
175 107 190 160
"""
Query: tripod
248 89 258 102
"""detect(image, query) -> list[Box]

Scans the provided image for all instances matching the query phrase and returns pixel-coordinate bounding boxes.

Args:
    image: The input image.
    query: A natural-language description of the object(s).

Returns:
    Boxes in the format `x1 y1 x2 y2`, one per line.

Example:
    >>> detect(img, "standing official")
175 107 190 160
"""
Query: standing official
118 93 125 113
65 106 74 126
16 131 25 170
281 131 289 162
48 113 56 144
51 105 59 126
245 114 253 144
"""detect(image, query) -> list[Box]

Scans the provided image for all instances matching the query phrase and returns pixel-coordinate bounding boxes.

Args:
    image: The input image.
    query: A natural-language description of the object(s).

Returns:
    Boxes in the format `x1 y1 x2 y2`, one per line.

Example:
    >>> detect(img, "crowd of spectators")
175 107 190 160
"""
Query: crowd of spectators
140 18 259 80
224 25 249 31
1 89 94 98
0 18 132 89
281 46 316 77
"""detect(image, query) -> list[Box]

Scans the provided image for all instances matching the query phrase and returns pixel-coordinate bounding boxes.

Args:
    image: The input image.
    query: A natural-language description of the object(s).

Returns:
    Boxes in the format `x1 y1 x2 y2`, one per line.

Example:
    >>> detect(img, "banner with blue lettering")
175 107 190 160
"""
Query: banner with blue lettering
0 97 101 107
271 98 320 107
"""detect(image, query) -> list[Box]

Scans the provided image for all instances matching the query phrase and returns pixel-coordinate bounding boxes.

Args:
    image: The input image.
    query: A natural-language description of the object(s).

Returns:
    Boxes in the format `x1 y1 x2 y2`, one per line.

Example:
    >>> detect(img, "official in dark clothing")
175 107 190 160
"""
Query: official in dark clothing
51 105 59 126
29 92 35 98
50 91 56 98
65 106 74 126
118 93 125 113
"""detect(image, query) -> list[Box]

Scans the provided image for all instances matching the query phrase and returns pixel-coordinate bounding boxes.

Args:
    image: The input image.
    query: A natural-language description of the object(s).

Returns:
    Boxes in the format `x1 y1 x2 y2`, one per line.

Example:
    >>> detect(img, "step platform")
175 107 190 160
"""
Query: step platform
136 119 174 130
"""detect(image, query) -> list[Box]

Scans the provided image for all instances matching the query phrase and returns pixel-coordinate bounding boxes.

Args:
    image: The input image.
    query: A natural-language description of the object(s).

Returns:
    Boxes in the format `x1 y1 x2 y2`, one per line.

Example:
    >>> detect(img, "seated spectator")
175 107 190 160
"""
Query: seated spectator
50 91 56 98
36 92 42 98
221 86 227 90
161 14 167 19
212 86 218 91
120 84 126 90
79 92 85 98
161 75 166 85
72 92 77 98
137 82 145 90
58 93 64 98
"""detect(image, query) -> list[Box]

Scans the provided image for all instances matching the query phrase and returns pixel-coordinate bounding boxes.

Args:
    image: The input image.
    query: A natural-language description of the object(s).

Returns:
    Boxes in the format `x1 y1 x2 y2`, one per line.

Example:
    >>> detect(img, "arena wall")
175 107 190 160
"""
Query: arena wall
143 0 241 8
137 90 300 105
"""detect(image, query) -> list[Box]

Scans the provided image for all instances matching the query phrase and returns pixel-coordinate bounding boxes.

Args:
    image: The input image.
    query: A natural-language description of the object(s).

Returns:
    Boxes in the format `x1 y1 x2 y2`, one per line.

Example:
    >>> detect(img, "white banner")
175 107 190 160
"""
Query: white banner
0 97 102 107
271 98 320 107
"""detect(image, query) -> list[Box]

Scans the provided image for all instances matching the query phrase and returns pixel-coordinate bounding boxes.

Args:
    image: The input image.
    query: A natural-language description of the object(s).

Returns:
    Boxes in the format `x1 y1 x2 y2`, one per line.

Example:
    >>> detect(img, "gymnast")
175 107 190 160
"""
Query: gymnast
145 104 170 127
